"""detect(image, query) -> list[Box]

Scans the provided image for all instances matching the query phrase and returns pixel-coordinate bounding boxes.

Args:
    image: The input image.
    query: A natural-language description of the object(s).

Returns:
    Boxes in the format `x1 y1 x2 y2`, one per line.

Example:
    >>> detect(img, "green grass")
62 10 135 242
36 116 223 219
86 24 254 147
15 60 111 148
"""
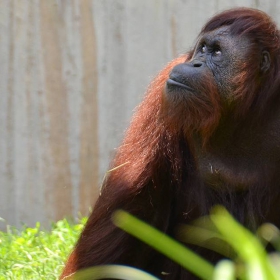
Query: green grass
113 207 280 280
0 217 86 280
1 208 280 279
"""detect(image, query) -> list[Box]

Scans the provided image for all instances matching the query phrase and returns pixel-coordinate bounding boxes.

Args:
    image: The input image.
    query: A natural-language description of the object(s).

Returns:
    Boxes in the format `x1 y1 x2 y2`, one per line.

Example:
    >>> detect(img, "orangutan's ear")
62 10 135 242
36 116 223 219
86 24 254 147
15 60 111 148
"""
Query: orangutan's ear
260 50 271 73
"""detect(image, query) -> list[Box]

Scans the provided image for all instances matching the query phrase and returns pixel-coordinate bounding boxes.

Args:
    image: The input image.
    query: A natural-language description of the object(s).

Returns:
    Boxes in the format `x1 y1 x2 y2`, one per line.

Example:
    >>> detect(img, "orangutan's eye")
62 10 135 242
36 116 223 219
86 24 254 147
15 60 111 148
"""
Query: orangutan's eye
213 49 222 56
201 45 206 53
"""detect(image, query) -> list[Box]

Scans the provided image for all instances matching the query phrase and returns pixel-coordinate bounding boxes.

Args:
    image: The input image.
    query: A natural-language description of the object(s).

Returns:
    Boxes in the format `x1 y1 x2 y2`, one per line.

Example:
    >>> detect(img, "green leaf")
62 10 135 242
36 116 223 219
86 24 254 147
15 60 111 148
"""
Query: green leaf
210 206 278 280
65 265 159 280
113 210 214 280
213 260 235 280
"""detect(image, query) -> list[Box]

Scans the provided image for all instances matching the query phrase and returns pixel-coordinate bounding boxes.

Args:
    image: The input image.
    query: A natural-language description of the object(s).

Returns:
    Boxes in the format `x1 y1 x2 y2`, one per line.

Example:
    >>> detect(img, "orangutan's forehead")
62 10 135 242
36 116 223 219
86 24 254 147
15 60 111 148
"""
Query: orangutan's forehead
201 26 231 41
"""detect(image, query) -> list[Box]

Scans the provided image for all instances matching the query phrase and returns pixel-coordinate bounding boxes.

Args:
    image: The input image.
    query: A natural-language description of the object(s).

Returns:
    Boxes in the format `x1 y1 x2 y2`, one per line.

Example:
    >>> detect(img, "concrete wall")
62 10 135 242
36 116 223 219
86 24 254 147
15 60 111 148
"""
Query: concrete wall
1 0 280 228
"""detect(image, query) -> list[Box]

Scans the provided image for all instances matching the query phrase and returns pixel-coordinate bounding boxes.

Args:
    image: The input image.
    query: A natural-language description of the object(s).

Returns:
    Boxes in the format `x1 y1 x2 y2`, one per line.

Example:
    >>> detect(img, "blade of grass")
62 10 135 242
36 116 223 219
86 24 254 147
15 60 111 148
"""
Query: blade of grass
113 210 214 280
213 260 235 280
210 206 278 280
65 265 159 280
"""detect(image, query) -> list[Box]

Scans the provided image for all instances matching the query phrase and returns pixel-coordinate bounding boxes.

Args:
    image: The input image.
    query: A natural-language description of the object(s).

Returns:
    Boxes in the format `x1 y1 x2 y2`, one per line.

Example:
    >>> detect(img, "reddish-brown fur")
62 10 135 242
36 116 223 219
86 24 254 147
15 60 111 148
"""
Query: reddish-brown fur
61 55 190 278
61 8 280 280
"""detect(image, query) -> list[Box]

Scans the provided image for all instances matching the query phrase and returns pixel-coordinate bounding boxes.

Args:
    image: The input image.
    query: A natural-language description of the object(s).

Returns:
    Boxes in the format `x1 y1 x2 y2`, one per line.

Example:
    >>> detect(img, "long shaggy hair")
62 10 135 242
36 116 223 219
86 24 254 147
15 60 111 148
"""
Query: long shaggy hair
61 8 280 280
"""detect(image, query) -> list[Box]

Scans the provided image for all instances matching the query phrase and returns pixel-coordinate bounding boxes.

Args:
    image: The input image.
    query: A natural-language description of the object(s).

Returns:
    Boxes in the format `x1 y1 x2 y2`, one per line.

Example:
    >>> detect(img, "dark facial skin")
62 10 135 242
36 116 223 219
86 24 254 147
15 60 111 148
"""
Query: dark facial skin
165 26 278 191
192 27 250 102
167 26 270 105
167 27 252 105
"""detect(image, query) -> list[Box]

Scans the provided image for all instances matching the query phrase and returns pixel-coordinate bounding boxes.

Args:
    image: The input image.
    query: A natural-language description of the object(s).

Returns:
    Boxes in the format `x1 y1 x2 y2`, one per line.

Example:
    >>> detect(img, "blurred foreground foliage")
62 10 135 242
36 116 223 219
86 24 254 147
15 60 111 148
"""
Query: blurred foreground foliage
1 206 280 279
69 206 280 280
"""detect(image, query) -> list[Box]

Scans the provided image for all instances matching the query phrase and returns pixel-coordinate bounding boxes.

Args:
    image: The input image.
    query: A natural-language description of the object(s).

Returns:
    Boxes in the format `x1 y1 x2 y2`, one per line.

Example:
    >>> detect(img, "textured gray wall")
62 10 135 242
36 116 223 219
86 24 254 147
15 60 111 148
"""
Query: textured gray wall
1 0 280 228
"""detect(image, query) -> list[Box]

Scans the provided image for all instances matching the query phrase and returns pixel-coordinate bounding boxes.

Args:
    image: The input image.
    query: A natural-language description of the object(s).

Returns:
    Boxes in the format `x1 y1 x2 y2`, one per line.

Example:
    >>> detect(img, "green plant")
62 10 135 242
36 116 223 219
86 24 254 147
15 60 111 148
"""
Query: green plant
0 217 86 280
112 206 280 280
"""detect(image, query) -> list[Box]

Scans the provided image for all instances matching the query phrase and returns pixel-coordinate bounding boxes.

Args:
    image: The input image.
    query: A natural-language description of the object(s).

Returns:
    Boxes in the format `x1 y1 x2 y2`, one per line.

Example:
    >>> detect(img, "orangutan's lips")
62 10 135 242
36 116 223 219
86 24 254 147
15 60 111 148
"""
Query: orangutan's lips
166 78 194 92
